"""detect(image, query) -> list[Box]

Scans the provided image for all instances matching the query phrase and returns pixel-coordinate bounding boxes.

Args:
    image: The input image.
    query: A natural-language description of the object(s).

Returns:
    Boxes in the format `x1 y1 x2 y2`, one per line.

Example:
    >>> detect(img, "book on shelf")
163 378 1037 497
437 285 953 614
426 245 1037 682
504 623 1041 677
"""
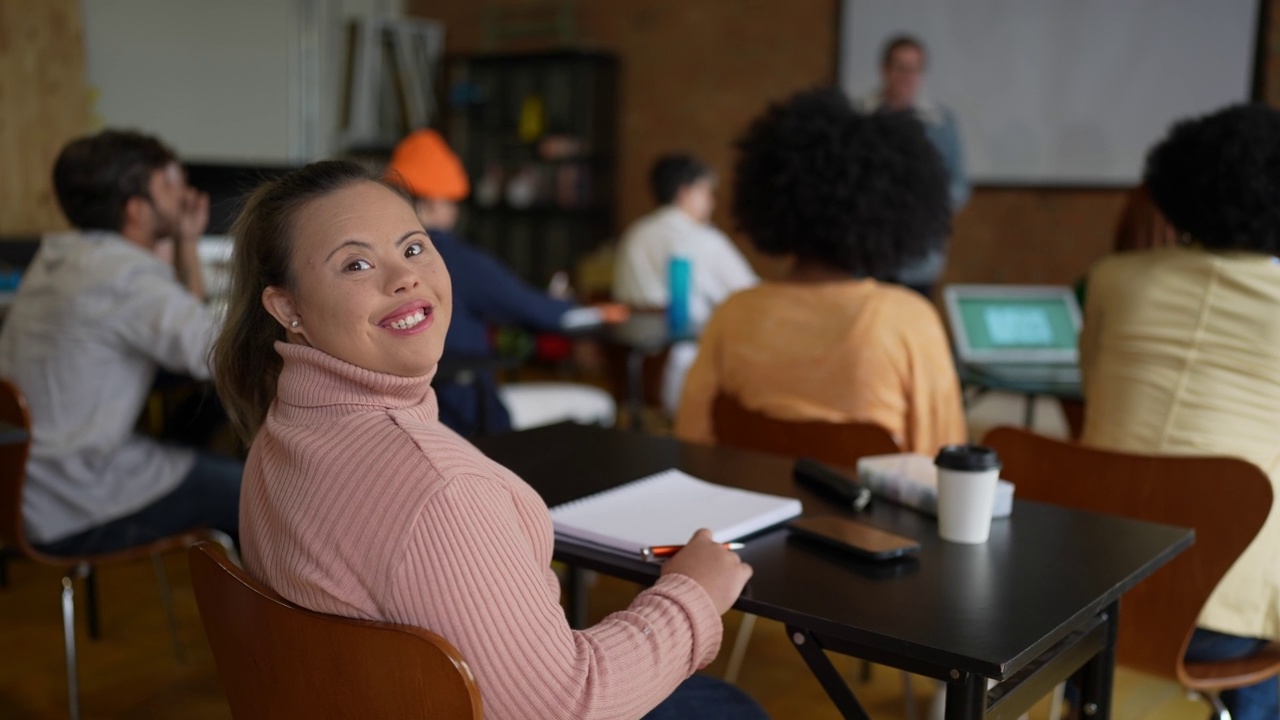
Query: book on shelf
549 469 803 556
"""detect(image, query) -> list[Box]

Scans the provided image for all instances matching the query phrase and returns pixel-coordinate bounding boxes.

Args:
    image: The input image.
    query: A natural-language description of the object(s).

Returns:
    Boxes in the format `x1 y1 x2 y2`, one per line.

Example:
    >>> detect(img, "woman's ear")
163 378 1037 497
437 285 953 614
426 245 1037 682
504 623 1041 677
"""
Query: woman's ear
262 286 303 336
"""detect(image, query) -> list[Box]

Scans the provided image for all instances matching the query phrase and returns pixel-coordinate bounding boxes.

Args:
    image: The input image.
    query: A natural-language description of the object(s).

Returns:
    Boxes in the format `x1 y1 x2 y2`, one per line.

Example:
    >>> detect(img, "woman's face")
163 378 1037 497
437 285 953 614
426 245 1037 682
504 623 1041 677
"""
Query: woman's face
264 180 453 377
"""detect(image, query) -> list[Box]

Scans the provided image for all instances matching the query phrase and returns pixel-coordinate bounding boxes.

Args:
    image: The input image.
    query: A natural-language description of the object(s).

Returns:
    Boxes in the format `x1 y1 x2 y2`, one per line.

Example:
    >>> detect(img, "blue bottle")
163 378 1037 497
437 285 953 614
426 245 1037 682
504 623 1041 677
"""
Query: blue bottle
667 255 692 336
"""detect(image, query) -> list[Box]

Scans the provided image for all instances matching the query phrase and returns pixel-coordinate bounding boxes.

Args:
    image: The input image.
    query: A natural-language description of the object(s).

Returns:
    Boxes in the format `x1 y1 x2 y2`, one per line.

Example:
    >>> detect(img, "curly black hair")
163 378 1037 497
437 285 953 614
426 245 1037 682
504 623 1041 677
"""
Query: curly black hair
731 88 950 279
1145 104 1280 253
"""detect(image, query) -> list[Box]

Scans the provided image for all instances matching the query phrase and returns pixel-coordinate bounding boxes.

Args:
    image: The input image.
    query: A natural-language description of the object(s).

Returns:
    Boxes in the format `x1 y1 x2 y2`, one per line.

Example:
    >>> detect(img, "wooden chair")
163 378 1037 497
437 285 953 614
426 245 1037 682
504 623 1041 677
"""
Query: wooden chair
0 378 235 720
711 394 917 706
188 543 483 719
983 426 1280 718
712 394 900 466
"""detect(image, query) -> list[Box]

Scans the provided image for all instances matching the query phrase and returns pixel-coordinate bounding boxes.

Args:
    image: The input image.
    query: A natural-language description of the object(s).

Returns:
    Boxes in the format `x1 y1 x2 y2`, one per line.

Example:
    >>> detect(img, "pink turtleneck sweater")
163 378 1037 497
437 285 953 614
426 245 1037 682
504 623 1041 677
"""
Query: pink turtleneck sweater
241 342 723 720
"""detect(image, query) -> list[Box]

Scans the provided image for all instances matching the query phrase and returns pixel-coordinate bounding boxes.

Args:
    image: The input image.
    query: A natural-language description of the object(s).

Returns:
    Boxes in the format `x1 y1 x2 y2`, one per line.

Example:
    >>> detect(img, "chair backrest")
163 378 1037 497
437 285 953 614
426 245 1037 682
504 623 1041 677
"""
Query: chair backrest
712 394 900 467
982 426 1273 686
188 543 483 720
0 378 32 553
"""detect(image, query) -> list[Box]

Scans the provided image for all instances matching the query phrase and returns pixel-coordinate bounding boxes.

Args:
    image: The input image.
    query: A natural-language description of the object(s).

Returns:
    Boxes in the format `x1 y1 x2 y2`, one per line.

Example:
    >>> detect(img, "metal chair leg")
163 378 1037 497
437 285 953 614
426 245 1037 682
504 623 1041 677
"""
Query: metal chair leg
152 553 184 662
1192 690 1232 720
61 576 81 720
1049 681 1066 719
901 671 918 720
723 612 757 684
84 565 101 640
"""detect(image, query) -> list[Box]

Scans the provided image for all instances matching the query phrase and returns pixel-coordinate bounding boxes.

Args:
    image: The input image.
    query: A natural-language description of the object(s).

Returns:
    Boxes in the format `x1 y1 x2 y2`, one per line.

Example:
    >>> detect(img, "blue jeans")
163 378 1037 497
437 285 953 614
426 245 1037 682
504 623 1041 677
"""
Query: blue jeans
35 451 242 557
642 673 769 719
1185 628 1279 720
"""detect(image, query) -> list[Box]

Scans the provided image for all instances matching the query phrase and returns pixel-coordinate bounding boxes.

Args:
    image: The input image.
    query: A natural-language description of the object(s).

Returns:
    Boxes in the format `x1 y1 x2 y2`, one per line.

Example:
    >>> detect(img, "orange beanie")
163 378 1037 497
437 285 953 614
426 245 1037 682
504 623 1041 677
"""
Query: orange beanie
387 129 470 201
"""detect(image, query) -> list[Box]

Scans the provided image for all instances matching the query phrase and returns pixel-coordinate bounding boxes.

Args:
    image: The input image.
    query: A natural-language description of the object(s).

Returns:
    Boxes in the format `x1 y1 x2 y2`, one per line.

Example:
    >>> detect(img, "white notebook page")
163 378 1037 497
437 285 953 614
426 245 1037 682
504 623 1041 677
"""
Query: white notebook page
549 469 803 555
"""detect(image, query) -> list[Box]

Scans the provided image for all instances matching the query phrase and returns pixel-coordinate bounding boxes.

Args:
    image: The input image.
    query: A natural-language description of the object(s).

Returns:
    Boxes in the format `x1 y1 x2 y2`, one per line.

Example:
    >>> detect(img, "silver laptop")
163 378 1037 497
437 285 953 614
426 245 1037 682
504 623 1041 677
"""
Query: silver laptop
942 285 1083 385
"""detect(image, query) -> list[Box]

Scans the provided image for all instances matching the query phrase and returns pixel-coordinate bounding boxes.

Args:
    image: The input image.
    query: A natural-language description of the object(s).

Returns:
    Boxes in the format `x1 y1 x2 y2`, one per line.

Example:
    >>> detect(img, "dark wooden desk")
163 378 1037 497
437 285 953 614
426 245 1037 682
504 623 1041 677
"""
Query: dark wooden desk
474 423 1191 720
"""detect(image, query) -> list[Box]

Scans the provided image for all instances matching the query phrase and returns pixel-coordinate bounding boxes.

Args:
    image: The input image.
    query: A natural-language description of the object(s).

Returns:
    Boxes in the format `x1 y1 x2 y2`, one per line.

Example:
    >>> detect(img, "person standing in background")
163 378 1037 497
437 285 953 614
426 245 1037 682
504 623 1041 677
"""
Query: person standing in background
855 34 969 298
614 154 758 414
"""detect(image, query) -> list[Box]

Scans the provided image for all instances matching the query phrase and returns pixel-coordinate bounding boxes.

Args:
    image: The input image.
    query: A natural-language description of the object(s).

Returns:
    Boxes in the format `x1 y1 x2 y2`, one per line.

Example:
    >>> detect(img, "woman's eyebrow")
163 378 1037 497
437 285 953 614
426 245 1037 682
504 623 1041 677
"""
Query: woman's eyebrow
324 239 373 262
325 230 425 262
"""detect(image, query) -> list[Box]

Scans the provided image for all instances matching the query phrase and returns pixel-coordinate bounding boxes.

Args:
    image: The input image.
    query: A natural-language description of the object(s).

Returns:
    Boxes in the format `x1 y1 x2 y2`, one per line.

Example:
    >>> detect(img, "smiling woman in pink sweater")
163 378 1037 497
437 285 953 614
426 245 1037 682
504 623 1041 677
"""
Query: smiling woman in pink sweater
208 161 764 720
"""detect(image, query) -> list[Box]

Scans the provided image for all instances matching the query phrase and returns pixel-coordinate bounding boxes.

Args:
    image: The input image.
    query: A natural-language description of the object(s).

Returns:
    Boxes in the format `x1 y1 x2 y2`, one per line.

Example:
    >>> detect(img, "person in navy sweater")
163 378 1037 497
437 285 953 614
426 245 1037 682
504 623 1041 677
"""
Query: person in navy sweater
386 129 621 436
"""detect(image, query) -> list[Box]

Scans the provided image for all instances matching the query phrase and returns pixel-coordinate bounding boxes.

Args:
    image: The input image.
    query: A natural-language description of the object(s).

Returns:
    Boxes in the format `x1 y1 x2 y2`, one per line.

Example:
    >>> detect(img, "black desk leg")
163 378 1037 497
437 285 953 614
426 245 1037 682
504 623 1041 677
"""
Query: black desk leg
1075 600 1119 719
84 565 102 640
566 566 589 629
786 626 872 720
944 671 987 720
626 350 644 432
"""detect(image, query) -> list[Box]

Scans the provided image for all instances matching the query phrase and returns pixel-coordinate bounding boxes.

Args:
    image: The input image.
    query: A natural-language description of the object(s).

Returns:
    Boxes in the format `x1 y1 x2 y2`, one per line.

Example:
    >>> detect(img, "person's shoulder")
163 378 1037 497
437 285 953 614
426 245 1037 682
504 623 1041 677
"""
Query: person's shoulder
689 219 736 248
273 406 503 505
63 233 180 297
426 229 468 257
715 282 772 309
386 408 511 486
620 207 670 243
1090 247 1178 286
856 281 945 327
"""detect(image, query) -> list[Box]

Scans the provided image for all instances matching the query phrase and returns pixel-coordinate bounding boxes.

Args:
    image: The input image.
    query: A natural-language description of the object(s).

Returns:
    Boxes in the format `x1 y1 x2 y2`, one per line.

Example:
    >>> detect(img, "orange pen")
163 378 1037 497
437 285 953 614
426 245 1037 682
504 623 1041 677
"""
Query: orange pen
640 542 745 561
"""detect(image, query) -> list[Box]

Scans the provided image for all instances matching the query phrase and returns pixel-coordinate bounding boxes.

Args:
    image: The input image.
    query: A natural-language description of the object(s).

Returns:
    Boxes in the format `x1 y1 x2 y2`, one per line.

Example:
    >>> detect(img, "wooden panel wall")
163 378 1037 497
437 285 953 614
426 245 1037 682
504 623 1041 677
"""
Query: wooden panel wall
0 0 90 235
409 0 1280 287
408 0 838 244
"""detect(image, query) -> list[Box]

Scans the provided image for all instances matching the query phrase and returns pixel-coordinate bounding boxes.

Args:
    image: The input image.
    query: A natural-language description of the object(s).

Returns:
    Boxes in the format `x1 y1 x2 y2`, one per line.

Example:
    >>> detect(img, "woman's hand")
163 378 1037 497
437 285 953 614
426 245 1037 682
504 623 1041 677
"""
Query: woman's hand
594 303 630 323
660 528 753 615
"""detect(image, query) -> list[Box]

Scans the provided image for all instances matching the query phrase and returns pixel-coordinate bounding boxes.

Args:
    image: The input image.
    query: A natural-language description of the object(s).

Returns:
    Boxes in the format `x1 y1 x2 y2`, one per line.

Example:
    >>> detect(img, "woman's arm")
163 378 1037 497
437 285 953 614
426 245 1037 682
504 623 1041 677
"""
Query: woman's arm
387 476 722 720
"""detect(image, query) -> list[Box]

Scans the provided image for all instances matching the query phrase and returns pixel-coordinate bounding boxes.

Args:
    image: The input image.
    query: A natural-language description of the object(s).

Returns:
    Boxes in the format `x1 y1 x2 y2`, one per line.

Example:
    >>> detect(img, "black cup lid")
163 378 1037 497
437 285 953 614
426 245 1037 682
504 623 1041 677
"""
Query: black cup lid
934 444 1001 471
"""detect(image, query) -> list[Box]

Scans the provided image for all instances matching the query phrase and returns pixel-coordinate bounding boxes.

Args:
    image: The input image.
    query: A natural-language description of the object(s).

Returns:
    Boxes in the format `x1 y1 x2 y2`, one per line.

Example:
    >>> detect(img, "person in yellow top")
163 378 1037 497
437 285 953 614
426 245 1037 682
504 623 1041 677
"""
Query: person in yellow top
674 88 966 455
1080 104 1280 720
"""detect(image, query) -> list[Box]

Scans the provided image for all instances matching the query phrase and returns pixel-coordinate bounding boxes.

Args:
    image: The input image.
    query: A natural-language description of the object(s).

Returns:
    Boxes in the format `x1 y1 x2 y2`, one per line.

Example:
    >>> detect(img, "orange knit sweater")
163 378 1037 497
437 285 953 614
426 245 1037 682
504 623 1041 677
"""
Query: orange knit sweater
675 280 966 454
242 342 723 719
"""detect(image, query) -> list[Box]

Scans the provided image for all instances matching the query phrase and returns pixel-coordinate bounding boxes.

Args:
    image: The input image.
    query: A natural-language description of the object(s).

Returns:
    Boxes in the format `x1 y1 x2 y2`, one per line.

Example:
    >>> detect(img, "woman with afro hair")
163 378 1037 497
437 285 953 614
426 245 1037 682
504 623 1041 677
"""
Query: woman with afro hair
673 87 966 455
1080 104 1280 720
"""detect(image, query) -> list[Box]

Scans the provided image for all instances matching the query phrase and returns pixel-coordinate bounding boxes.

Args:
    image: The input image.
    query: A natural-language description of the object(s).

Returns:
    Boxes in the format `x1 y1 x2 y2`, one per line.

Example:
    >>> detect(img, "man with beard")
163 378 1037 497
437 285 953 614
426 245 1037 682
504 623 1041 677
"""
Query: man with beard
0 130 241 556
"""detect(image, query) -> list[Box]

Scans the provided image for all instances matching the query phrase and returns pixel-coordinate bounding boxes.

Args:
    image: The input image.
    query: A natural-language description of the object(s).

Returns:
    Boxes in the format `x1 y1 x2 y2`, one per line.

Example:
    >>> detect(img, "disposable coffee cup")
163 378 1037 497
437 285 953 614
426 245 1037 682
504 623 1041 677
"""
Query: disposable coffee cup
934 445 1002 544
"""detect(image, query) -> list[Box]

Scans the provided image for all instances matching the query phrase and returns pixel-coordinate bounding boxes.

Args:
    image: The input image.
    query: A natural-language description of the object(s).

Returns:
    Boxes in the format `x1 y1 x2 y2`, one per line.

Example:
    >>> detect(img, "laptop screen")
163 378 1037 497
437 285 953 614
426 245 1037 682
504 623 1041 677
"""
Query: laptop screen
943 286 1082 364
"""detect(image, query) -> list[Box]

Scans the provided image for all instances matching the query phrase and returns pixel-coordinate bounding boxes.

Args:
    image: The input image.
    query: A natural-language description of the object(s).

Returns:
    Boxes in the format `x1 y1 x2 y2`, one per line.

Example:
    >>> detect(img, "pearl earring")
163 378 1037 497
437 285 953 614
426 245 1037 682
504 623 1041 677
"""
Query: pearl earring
291 319 300 328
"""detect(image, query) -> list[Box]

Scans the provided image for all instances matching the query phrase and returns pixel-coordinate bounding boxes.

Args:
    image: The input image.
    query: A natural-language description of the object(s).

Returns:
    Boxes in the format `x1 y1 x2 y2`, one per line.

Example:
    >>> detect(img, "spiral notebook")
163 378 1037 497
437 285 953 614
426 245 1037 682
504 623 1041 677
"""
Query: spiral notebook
549 469 803 555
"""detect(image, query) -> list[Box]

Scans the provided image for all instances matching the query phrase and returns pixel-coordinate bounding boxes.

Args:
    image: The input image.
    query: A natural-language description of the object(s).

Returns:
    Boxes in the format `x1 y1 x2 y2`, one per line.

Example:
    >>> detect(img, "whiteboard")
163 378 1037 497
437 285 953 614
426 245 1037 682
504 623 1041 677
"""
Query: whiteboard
839 0 1260 185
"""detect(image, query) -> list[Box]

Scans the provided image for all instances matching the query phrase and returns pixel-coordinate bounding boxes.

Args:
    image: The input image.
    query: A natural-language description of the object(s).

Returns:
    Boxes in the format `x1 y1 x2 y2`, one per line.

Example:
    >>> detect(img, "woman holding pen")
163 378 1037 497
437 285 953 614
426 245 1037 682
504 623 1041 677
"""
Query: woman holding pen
210 161 766 720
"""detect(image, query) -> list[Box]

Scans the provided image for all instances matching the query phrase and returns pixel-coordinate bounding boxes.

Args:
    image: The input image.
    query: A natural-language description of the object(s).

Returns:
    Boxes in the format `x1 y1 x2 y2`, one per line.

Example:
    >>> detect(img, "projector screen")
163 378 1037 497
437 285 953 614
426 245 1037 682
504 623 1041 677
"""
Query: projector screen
839 0 1261 185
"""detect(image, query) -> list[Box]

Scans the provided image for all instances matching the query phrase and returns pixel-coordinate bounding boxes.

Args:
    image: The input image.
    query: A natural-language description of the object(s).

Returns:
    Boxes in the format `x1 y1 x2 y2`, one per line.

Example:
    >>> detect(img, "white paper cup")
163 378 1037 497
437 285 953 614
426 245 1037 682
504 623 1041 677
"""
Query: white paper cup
935 445 1002 544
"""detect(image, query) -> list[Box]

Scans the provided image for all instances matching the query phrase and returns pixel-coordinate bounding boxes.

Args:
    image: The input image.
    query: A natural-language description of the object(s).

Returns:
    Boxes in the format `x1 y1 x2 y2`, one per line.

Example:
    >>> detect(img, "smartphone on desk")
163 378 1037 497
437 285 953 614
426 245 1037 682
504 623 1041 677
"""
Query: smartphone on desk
788 516 920 561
